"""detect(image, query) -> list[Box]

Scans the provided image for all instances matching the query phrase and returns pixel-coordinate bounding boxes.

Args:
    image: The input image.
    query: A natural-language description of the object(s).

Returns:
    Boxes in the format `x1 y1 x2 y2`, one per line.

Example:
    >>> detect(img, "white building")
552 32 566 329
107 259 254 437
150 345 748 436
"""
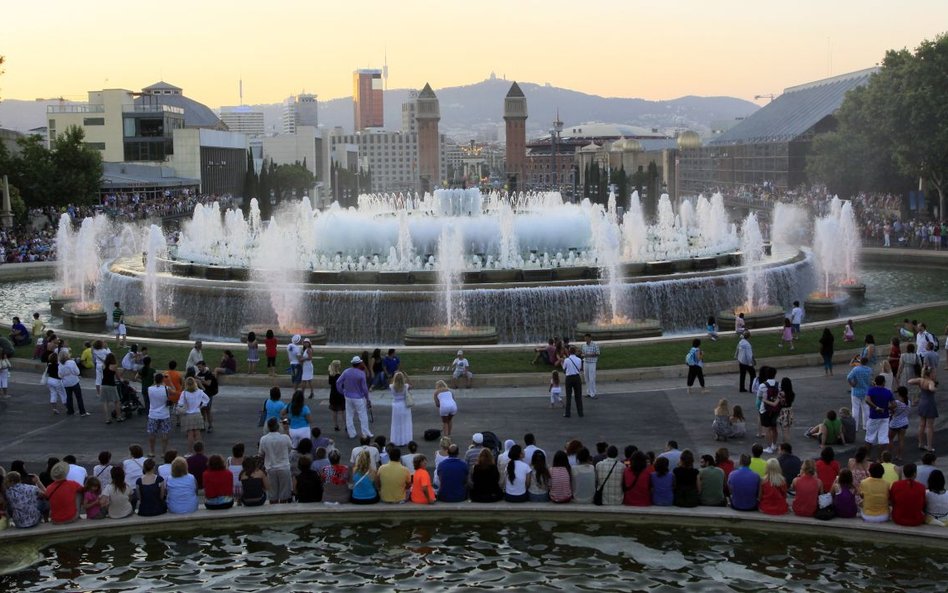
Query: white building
220 106 265 137
282 94 318 135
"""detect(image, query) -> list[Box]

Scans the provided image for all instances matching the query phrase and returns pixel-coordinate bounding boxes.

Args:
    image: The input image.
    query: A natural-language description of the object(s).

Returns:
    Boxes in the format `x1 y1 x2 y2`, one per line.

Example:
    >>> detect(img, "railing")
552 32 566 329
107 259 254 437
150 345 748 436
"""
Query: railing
46 104 106 114
122 104 184 114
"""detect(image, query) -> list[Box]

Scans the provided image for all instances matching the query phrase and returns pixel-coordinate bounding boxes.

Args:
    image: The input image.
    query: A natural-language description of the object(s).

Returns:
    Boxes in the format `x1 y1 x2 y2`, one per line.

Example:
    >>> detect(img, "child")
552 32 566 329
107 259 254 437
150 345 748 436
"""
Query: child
113 302 127 347
410 456 435 504
706 316 719 342
82 477 104 520
729 405 746 439
712 399 731 441
265 329 278 379
778 318 794 350
246 331 259 375
843 319 855 342
734 312 746 337
888 386 910 462
0 350 10 399
549 371 562 407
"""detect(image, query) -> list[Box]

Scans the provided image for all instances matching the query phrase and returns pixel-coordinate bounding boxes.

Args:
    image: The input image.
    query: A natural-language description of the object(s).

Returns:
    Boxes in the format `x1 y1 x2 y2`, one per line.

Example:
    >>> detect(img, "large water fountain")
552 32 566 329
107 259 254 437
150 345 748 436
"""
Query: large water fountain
717 212 786 330
120 225 192 339
804 196 863 319
96 188 813 344
53 214 122 332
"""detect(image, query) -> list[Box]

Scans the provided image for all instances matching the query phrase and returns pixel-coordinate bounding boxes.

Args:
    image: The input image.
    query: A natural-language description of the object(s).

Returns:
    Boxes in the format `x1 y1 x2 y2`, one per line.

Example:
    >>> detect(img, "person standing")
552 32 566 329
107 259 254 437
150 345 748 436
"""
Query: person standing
846 357 873 431
818 328 835 377
789 301 804 339
865 375 894 459
258 418 293 503
581 333 600 399
735 331 756 393
264 330 278 379
146 373 171 458
336 356 372 440
685 338 706 394
185 340 203 373
112 302 126 347
389 371 413 447
195 360 219 433
300 339 315 398
287 335 303 391
58 350 88 416
561 346 584 418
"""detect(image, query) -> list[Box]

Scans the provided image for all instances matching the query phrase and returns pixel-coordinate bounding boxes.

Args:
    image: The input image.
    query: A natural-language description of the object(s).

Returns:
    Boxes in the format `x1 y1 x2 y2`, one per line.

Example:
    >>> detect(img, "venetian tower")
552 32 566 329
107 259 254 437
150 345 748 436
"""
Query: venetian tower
416 83 441 192
503 82 528 191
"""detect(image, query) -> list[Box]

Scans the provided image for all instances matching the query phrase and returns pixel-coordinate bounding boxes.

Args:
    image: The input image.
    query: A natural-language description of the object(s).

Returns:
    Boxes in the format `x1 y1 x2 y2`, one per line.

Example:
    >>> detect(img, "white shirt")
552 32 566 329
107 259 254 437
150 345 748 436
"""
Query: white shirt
92 347 111 369
92 464 113 488
123 457 145 489
186 348 202 370
66 463 87 486
147 385 171 420
917 331 935 355
121 352 139 371
563 354 582 376
258 432 293 471
59 359 82 388
287 343 301 365
158 463 173 481
581 342 600 363
523 445 546 466
452 357 469 373
790 307 803 325
503 460 531 496
177 389 210 414
350 445 380 470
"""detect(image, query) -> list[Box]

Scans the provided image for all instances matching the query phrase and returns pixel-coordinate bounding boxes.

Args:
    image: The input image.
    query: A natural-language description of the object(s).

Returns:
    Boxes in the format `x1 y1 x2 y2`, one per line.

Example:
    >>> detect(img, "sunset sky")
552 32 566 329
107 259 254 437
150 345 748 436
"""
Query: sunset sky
3 1 945 107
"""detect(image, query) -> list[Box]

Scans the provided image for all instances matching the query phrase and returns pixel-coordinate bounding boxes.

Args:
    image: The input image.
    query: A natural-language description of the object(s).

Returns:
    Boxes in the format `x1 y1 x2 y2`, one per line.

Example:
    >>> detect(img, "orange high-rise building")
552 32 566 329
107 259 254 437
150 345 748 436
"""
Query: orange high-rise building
415 83 440 192
504 82 528 190
353 69 384 131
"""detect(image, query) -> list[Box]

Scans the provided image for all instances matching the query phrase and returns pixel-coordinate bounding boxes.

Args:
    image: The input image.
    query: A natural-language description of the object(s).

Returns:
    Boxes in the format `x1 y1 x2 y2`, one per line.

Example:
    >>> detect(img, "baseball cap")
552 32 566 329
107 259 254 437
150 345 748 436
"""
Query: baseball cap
472 433 484 444
351 355 362 364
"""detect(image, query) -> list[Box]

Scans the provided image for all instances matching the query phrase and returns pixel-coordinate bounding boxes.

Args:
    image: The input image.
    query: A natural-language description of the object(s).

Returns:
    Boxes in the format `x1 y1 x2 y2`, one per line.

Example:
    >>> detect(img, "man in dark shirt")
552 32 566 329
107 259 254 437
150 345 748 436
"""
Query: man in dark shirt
382 349 400 380
777 443 802 490
436 445 468 502
10 316 29 346
195 360 219 433
187 441 209 489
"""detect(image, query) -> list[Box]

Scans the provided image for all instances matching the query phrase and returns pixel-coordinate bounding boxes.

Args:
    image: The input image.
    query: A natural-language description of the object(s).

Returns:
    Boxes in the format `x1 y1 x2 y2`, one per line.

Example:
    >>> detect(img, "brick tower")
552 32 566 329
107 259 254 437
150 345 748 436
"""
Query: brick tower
416 83 440 193
504 82 528 191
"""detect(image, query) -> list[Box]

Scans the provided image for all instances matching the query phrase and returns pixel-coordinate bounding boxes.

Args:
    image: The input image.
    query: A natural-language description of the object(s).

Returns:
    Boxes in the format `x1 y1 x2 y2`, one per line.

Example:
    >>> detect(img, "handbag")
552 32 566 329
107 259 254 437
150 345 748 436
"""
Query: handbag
39 368 48 384
593 460 619 506
405 390 415 408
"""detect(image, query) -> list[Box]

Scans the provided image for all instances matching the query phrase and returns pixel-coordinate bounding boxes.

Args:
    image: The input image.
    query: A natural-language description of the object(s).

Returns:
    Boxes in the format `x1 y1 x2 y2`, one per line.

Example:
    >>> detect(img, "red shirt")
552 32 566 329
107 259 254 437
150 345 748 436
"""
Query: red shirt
791 474 821 517
890 479 926 526
265 338 278 358
622 467 651 506
203 469 234 499
759 481 788 515
815 460 840 492
48 479 83 523
717 459 735 477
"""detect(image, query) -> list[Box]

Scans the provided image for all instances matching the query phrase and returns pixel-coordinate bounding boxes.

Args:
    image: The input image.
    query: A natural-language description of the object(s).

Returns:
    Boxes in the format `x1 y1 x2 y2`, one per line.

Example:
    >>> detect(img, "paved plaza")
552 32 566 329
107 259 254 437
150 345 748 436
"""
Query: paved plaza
1 363 944 472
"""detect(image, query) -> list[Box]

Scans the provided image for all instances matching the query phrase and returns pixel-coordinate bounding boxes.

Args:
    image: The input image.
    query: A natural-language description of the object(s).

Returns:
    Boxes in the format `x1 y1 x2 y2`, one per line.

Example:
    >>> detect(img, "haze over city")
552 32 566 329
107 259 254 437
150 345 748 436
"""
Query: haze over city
3 0 946 106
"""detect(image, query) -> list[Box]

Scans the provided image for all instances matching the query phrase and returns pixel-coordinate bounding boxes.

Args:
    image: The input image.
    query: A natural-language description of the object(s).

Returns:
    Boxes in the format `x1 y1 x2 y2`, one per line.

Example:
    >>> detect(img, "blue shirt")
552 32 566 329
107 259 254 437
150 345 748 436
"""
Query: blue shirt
337 367 369 399
11 322 28 340
166 474 199 514
436 457 469 502
728 466 761 511
866 386 894 419
351 471 377 500
650 472 674 506
383 355 400 376
265 400 286 423
288 405 311 429
846 365 873 398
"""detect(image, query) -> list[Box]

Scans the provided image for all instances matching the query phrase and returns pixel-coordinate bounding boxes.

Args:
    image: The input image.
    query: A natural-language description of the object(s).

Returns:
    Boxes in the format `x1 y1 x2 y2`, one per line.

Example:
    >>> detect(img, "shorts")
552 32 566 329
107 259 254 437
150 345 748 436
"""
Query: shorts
266 356 277 368
116 323 127 336
453 369 472 379
101 385 120 403
147 417 172 435
759 410 777 428
290 365 302 384
791 323 801 334
777 407 794 428
865 417 890 445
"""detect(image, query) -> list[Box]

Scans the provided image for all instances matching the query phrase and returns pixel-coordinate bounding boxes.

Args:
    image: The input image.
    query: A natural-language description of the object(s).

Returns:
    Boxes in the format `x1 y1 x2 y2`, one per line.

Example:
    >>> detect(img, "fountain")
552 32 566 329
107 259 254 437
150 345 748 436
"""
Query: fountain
58 215 110 331
804 196 860 319
718 212 785 330
95 188 813 344
121 225 192 339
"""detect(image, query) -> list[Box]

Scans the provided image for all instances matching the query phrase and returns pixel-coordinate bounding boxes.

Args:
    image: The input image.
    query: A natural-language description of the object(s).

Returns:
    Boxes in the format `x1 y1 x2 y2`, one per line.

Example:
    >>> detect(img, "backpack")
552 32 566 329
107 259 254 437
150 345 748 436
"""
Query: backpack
932 335 941 352
761 382 781 413
685 348 698 366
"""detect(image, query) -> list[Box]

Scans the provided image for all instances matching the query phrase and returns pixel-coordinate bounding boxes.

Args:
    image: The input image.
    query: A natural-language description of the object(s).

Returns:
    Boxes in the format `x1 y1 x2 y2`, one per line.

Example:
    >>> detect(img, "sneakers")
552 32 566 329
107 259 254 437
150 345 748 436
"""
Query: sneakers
81 412 91 417
763 445 776 454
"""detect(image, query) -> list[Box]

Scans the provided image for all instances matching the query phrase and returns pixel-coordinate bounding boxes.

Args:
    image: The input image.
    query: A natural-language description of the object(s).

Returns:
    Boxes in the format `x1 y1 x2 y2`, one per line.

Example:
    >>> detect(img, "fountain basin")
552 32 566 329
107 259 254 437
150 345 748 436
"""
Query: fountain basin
61 302 107 332
717 305 786 331
49 291 80 317
575 319 663 340
239 324 327 345
404 326 498 346
204 266 231 281
838 282 866 299
123 315 192 340
804 293 852 321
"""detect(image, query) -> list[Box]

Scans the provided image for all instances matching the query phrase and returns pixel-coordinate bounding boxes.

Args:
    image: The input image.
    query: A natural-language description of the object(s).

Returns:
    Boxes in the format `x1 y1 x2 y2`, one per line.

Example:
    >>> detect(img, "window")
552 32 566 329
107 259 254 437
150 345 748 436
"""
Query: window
83 117 105 126
85 142 106 150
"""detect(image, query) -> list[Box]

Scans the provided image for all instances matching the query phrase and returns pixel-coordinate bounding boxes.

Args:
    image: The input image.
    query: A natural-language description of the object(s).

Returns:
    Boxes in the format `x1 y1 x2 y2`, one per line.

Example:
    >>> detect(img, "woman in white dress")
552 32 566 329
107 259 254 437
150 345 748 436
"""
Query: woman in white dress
433 380 458 437
300 340 315 399
389 371 413 446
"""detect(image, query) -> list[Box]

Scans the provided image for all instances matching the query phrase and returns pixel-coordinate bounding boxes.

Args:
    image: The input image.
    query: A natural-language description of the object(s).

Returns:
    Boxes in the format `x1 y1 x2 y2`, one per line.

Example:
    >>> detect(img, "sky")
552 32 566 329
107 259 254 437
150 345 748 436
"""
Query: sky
2 1 946 107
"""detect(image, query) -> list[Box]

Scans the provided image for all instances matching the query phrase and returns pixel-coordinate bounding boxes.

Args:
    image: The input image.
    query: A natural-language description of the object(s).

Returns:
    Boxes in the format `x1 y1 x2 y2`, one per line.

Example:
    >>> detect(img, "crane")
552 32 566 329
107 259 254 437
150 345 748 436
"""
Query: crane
754 94 776 102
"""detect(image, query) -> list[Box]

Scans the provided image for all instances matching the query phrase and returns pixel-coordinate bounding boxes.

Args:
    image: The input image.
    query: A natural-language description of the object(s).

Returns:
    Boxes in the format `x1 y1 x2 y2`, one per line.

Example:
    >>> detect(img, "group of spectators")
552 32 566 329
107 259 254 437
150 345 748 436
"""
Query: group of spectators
1 428 945 529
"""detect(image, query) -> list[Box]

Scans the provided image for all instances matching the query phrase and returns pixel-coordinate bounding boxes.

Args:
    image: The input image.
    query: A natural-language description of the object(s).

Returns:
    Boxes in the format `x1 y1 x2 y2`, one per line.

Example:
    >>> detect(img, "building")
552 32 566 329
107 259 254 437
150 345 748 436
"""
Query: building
282 93 318 134
415 83 441 192
503 82 527 190
261 125 329 204
353 69 384 131
138 81 226 130
678 68 878 193
220 106 265 137
401 90 418 134
329 128 448 194
171 128 248 197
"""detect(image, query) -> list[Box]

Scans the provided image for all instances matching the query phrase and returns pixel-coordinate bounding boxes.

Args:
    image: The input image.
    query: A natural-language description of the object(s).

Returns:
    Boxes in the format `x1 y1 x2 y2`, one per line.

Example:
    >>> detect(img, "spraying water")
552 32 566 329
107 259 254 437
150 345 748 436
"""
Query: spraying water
740 213 768 311
437 227 465 328
143 225 169 323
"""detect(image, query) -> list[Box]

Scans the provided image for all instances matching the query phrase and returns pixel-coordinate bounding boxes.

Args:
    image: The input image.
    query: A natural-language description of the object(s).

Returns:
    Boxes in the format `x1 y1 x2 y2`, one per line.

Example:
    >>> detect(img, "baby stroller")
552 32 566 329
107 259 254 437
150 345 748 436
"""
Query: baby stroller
118 380 146 419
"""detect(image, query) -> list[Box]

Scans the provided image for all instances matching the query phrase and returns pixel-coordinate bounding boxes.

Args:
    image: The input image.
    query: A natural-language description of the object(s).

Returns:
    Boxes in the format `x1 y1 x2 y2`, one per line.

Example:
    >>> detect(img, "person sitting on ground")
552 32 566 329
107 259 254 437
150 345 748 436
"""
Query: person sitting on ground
831 469 858 519
595 446 624 506
859 462 891 523
838 407 856 444
916 452 938 488
890 463 926 526
3 471 46 528
571 448 597 504
239 457 269 507
350 450 379 505
293 455 323 503
549 450 574 504
815 446 840 493
715 448 735 478
748 444 767 477
320 450 350 504
650 457 674 507
924 470 948 526
697 454 726 507
777 443 802 490
409 456 435 505
47 461 82 524
9 316 30 347
728 454 761 512
502 445 532 503
532 338 558 366
101 466 133 519
378 447 411 503
166 457 198 514
214 350 238 378
203 455 235 510
706 316 719 342
790 459 821 517
672 450 700 508
450 350 473 389
758 458 789 515
436 444 469 502
806 410 843 445
469 448 503 503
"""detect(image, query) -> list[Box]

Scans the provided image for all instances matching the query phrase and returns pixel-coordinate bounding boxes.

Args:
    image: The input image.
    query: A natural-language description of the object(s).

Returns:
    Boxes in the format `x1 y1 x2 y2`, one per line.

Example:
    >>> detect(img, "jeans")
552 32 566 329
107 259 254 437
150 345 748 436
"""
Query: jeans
738 364 756 392
371 372 388 390
822 353 833 371
64 383 86 415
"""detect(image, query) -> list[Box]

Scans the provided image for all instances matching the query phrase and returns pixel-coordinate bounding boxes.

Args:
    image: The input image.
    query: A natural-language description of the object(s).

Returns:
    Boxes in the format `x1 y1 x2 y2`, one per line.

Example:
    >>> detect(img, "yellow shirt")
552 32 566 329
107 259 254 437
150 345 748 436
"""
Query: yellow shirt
378 461 411 503
80 348 93 369
881 463 899 485
749 457 767 478
859 477 890 516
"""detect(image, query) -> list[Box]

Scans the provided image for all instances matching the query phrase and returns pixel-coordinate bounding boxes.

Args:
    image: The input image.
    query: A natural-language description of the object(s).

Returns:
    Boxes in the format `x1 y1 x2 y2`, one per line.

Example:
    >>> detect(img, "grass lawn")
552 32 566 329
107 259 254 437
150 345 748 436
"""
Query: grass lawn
17 306 948 376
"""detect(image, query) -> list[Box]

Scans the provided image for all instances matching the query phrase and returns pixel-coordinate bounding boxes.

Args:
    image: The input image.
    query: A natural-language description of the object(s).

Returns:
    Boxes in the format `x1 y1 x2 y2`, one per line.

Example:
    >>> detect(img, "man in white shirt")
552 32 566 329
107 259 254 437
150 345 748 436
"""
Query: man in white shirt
350 435 381 470
451 350 472 389
63 455 87 486
287 335 303 389
185 340 203 373
789 301 804 339
259 418 293 503
561 346 584 418
581 333 600 398
916 324 936 358
735 331 756 393
523 433 546 466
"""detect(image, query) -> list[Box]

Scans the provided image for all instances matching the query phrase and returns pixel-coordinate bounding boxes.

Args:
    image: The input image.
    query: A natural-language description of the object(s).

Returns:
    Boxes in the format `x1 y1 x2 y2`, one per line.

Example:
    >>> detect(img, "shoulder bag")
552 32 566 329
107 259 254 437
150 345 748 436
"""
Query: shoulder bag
593 460 619 506
404 388 415 408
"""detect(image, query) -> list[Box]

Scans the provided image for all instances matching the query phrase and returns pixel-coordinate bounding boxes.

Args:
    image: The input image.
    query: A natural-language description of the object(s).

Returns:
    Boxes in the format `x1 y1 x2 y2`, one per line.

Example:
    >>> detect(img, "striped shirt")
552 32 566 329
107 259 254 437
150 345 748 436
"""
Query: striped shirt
581 341 600 363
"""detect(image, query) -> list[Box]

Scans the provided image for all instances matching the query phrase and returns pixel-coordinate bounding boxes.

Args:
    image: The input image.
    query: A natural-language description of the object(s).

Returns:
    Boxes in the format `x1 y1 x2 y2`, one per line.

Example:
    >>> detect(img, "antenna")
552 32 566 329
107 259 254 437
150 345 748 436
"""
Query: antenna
754 94 775 102
383 47 389 91
239 78 243 106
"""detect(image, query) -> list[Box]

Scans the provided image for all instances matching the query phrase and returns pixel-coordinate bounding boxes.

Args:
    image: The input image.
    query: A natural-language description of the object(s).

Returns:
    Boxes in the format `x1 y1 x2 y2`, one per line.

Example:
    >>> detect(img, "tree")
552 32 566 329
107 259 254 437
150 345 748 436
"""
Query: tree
50 126 102 205
807 33 948 215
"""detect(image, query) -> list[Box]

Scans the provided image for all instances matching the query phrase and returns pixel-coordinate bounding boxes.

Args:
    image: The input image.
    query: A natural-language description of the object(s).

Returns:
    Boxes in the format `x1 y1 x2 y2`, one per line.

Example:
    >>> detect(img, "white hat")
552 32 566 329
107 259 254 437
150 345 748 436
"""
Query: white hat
351 355 362 365
472 432 484 444
292 334 302 344
503 439 515 451
457 350 464 356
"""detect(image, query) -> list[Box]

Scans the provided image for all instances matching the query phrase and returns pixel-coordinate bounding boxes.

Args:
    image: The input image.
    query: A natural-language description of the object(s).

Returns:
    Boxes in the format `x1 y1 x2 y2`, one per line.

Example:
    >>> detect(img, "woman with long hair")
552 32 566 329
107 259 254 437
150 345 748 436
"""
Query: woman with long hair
503 445 531 503
758 458 788 515
389 371 413 446
623 450 651 506
281 390 312 448
101 352 123 424
300 339 315 399
528 450 551 502
177 376 209 451
369 348 387 391
819 327 835 377
909 365 939 452
549 450 573 503
327 360 345 432
45 350 67 416
101 466 133 519
350 449 379 504
470 448 502 503
778 377 795 443
433 380 458 437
